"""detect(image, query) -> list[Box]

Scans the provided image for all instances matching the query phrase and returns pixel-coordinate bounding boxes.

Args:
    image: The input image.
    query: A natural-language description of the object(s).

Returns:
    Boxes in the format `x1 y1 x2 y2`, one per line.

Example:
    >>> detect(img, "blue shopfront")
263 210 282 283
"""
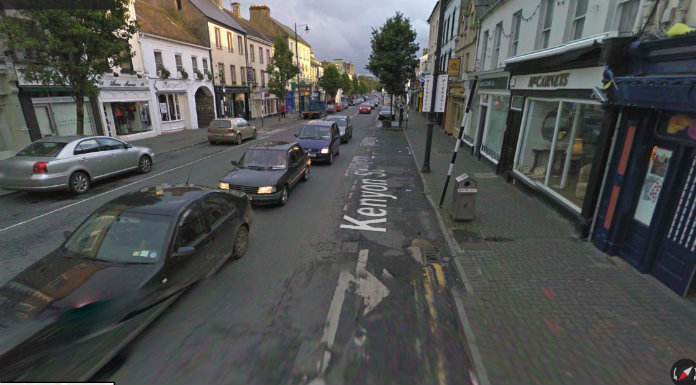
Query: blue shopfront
592 35 696 296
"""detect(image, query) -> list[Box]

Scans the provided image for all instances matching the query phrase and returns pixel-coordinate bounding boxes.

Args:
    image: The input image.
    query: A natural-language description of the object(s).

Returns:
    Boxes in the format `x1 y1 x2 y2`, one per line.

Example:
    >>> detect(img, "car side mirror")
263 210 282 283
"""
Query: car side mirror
63 230 71 240
126 143 133 149
173 246 195 259
294 133 298 137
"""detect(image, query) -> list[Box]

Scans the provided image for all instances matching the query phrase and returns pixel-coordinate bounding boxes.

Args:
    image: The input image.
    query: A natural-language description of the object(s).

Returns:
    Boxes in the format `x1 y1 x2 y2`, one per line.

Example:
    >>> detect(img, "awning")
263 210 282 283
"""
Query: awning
611 76 696 112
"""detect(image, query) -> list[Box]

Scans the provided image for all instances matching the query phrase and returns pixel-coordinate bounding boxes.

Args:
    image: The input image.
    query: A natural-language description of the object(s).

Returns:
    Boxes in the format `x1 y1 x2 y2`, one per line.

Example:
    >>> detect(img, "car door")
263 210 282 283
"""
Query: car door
287 148 304 188
97 137 136 174
331 124 340 154
169 203 214 284
73 138 109 179
237 119 249 139
201 193 238 267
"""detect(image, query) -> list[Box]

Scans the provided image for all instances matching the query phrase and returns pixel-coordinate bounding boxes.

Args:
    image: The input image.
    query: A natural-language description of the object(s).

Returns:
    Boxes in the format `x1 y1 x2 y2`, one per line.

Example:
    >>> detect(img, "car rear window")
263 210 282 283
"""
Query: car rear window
210 120 233 129
17 141 66 157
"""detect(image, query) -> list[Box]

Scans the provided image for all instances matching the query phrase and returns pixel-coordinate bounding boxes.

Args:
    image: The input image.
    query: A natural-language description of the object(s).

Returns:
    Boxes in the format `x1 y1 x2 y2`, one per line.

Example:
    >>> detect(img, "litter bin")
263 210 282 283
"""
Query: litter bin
451 173 477 221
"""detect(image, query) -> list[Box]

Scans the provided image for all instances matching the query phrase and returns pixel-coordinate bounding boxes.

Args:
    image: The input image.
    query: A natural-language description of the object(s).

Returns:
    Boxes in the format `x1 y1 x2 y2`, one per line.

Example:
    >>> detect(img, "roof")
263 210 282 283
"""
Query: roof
109 185 213 216
188 0 246 33
271 17 310 46
250 141 295 150
223 9 273 44
134 1 203 46
303 120 334 127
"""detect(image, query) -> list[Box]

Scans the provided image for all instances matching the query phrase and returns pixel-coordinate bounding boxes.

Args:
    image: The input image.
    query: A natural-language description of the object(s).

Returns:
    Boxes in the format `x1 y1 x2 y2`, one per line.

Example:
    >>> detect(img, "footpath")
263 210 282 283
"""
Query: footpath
401 111 696 385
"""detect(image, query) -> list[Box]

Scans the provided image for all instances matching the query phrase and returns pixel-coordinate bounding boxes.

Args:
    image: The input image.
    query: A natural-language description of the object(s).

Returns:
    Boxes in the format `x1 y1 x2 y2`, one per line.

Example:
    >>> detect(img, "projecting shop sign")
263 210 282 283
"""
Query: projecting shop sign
421 75 434 112
434 74 448 113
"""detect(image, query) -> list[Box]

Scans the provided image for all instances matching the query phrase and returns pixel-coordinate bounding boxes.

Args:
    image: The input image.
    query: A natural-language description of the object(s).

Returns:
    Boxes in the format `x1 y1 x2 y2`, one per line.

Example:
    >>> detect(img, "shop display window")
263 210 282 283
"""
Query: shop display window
159 94 181 122
515 99 603 208
480 94 509 161
462 94 480 144
111 102 152 135
52 102 96 136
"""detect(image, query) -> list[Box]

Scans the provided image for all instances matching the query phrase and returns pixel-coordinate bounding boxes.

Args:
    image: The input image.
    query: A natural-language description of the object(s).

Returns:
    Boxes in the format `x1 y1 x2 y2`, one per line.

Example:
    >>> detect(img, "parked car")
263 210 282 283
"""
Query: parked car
335 103 343 112
208 118 257 145
326 104 336 114
294 120 340 165
323 115 353 143
359 103 372 114
0 184 252 381
0 136 154 195
340 101 348 110
378 106 395 120
372 99 379 108
219 141 310 206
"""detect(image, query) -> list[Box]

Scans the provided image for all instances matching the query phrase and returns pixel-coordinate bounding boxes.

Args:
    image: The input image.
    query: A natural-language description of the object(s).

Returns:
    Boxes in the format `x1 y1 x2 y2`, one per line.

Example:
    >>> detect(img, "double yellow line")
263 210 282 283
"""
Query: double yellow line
423 263 447 385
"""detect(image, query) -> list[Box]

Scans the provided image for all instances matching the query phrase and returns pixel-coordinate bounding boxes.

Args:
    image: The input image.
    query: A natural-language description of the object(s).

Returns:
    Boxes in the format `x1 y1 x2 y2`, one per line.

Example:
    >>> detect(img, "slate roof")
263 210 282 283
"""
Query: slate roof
188 0 246 33
222 9 273 44
134 1 203 46
271 17 310 46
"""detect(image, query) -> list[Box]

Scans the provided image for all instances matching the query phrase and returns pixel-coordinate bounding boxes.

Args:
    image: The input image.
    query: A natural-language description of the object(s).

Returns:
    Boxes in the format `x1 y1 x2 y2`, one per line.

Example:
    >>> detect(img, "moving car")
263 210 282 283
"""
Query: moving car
0 136 154 195
326 104 336 114
219 141 310 206
302 100 327 119
294 120 340 165
323 115 353 143
208 118 257 145
335 103 343 112
378 106 396 121
0 184 253 381
359 103 372 114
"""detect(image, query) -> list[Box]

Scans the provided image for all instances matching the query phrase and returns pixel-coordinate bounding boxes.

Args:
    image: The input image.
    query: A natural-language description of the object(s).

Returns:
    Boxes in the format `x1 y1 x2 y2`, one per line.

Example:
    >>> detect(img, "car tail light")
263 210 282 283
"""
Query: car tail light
33 162 48 173
228 128 236 133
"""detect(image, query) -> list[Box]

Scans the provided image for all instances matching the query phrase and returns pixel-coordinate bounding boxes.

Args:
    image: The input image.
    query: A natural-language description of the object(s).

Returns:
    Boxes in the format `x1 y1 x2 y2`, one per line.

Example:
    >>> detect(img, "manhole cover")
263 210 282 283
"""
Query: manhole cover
483 237 514 242
474 172 497 179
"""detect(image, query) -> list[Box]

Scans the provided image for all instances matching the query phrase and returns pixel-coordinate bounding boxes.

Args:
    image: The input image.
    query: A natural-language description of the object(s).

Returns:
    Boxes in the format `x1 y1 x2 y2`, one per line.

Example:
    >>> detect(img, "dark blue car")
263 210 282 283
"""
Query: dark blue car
294 120 340 165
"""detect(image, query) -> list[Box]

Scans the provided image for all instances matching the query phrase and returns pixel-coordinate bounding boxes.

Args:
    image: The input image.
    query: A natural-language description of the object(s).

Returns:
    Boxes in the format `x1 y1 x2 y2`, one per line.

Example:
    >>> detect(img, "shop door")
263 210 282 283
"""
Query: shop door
474 105 487 157
617 143 677 270
498 109 522 175
650 149 696 296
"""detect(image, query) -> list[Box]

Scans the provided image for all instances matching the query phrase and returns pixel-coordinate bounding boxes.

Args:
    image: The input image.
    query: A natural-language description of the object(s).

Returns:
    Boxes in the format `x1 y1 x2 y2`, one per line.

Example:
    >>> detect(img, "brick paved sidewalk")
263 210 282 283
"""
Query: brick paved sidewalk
402 111 696 385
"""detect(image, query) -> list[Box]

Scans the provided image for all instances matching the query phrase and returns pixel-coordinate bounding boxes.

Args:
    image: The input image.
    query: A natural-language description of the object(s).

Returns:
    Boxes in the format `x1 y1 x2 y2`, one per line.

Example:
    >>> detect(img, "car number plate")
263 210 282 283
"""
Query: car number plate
309 153 316 157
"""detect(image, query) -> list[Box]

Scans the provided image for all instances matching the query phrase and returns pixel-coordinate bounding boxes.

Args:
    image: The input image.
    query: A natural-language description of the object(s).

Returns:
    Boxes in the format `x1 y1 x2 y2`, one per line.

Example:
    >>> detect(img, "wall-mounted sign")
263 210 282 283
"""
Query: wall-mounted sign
477 75 508 90
659 114 696 143
434 74 448 112
510 66 605 91
447 57 461 77
422 75 434 112
154 80 187 92
98 77 147 89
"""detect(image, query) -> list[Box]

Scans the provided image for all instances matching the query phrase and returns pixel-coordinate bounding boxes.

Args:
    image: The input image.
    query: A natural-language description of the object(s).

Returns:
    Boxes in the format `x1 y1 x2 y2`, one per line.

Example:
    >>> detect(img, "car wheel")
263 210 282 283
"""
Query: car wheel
252 129 257 139
302 167 310 182
138 155 152 174
236 133 242 145
69 171 90 194
327 152 333 165
231 224 249 260
278 185 289 206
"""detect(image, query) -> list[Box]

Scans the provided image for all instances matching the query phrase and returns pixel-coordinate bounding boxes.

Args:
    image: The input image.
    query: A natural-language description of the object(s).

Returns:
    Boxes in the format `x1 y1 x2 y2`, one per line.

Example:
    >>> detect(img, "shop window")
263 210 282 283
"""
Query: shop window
51 102 96 136
462 94 480 144
480 94 509 161
515 100 603 208
111 102 152 135
158 94 181 122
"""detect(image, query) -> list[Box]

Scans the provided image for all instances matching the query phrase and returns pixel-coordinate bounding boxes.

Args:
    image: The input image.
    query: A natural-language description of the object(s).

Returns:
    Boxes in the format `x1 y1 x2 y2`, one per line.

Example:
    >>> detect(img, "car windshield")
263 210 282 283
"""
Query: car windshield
16 141 67 157
209 120 233 129
361 104 370 107
298 125 332 140
240 149 287 169
61 207 172 264
325 118 347 128
380 107 391 112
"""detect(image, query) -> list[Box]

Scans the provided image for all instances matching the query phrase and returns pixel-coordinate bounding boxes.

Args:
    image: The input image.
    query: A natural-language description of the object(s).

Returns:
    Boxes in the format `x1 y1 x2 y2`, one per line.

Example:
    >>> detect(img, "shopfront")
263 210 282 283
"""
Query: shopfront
592 34 696 296
461 71 509 165
98 76 156 141
215 85 250 120
444 80 466 136
250 90 277 119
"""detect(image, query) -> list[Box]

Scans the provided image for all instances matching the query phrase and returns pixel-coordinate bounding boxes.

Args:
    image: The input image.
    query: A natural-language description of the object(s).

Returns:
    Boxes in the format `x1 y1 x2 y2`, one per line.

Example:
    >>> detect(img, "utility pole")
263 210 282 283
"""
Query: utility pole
294 23 309 116
422 0 446 173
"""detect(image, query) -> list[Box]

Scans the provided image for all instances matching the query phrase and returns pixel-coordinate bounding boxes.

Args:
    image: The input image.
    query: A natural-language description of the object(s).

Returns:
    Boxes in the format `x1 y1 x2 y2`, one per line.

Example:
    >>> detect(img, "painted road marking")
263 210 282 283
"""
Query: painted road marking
423 266 447 385
340 169 397 233
360 137 376 147
320 270 351 373
0 146 242 233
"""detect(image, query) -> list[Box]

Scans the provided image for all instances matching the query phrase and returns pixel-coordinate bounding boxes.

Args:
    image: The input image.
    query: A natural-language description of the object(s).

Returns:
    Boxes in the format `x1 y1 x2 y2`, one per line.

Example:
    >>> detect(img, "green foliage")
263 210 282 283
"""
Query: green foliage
340 72 352 95
158 65 171 79
366 12 419 100
266 36 300 103
351 76 359 96
0 0 137 135
319 65 341 101
180 67 188 79
205 70 213 80
195 69 204 80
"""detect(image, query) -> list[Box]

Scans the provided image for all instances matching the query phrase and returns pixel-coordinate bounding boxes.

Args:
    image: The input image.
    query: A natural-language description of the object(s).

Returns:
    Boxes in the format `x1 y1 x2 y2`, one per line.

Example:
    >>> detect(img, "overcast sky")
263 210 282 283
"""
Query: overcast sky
226 1 432 77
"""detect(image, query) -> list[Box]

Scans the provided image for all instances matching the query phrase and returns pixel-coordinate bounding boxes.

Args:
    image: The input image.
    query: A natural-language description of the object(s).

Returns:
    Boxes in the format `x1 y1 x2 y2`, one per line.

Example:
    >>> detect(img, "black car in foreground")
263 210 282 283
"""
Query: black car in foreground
219 141 311 206
0 184 253 381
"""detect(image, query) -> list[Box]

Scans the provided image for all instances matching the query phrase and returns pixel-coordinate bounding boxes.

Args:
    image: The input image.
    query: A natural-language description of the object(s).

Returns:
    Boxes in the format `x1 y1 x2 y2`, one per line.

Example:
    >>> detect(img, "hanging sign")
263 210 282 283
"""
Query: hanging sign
422 75 434 112
434 74 448 113
447 58 461 77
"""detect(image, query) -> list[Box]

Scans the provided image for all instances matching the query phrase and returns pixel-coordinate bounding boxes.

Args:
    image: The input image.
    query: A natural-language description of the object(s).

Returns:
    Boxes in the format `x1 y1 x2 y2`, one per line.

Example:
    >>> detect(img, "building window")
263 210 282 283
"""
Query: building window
253 69 257 85
230 65 236 84
154 51 164 76
202 58 208 73
158 94 181 122
480 30 488 70
491 22 502 69
267 49 271 61
510 10 522 57
514 100 604 208
259 47 264 64
218 62 225 84
617 0 640 33
175 0 181 10
175 54 183 76
464 52 469 71
238 36 244 55
110 102 152 135
451 7 457 39
227 32 233 52
191 56 198 73
250 44 255 62
214 27 222 49
570 0 588 41
240 67 246 84
538 0 554 49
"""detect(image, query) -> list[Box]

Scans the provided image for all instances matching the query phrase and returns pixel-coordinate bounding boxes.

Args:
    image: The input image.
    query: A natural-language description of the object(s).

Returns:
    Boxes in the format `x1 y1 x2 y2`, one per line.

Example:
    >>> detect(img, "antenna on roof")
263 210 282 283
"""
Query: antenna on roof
184 165 194 186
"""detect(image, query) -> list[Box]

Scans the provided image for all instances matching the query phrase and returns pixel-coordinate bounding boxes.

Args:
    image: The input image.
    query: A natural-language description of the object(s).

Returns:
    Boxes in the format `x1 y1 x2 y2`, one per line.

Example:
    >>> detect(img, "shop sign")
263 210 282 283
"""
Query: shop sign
434 74 448 112
510 66 605 90
422 75 434 112
447 58 461 77
660 114 696 143
450 87 466 97
98 77 147 89
154 80 187 92
477 76 508 90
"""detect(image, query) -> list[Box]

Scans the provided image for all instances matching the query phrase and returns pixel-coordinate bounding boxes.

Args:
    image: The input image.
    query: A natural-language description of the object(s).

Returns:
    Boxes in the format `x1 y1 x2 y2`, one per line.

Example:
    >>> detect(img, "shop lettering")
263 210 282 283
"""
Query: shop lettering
340 170 396 232
528 73 570 88
98 79 144 87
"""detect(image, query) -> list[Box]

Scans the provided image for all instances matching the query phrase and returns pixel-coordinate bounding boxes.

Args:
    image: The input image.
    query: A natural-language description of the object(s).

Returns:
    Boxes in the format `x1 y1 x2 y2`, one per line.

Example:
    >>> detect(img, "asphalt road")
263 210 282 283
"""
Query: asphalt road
0 106 473 385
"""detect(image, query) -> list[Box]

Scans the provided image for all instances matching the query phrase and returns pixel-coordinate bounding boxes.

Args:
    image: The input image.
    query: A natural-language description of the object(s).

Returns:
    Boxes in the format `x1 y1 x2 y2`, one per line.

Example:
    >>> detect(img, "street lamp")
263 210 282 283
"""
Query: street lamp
294 22 309 115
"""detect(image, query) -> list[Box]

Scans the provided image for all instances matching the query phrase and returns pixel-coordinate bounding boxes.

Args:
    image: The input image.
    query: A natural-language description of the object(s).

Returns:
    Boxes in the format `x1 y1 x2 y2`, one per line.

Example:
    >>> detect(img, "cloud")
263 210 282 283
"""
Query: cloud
230 0 431 75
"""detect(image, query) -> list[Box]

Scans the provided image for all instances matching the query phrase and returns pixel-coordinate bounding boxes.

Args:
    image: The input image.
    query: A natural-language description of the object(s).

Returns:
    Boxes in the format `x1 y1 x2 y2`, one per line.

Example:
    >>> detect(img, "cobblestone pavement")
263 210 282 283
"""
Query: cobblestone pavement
402 111 696 385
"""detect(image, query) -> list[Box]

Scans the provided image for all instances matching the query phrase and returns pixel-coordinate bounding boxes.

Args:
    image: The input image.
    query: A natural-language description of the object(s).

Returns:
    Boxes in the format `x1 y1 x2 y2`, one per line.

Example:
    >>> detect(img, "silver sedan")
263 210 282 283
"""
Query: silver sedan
0 136 155 194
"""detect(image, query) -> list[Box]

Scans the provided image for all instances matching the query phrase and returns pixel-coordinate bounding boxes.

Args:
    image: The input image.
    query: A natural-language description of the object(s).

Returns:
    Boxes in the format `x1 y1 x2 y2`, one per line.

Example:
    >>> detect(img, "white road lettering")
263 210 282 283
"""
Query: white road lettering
340 215 387 232
340 169 397 233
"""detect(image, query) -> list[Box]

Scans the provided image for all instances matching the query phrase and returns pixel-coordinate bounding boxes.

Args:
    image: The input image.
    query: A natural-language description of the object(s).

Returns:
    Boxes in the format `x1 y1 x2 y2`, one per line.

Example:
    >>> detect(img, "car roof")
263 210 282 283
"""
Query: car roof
303 120 335 127
36 135 92 143
105 184 216 216
325 115 347 120
249 141 295 150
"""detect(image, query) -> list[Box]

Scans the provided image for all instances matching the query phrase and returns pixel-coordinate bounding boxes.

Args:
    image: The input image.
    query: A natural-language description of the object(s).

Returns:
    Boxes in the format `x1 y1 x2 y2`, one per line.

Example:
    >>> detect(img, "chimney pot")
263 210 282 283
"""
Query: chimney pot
231 2 240 17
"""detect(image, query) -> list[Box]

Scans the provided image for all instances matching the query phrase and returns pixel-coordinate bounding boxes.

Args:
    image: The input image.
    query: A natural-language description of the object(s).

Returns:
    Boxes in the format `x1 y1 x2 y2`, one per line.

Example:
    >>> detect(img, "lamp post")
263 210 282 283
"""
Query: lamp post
294 22 309 115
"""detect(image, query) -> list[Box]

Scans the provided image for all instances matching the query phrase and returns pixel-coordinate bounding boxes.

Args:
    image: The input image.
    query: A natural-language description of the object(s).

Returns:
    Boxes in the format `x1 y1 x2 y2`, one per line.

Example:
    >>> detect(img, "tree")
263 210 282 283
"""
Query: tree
319 65 341 103
351 76 359 97
340 72 352 97
266 36 300 120
0 1 137 135
366 12 418 120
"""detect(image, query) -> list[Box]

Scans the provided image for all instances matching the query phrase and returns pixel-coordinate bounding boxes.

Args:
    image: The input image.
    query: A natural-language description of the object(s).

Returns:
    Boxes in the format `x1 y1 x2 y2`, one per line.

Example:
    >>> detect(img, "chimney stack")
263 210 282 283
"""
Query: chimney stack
249 5 271 29
212 0 222 8
231 2 241 17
